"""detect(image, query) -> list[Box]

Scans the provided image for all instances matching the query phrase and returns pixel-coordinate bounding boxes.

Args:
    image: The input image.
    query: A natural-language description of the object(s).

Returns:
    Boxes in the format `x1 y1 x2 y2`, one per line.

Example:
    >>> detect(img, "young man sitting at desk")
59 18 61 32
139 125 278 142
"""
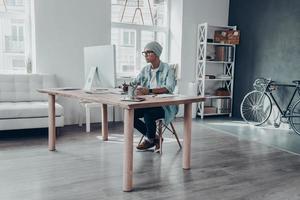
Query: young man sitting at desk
131 41 178 151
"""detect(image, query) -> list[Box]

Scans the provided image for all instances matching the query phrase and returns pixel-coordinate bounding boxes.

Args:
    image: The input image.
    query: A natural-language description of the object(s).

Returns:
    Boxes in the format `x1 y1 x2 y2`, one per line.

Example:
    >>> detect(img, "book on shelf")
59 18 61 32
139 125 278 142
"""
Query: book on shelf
214 46 233 62
215 46 225 61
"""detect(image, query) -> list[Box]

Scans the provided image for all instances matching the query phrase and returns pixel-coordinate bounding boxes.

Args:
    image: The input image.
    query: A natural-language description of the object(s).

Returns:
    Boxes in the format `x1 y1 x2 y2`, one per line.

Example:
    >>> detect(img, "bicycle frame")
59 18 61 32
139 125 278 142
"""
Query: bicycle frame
266 83 298 118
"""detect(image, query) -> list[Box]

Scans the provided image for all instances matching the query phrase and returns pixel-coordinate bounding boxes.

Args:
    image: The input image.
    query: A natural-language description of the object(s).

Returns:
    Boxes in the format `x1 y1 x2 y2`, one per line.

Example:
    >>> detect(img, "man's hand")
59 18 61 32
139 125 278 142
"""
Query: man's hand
136 87 149 95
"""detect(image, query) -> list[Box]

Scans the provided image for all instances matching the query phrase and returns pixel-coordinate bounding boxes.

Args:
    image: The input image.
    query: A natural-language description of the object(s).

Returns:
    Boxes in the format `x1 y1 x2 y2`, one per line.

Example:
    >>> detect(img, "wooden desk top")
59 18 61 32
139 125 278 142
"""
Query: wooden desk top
38 89 205 109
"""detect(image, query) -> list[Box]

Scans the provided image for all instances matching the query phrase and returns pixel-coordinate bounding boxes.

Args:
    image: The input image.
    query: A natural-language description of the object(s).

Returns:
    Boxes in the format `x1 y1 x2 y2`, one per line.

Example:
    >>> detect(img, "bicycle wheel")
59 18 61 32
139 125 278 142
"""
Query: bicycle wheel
240 90 272 126
290 99 300 135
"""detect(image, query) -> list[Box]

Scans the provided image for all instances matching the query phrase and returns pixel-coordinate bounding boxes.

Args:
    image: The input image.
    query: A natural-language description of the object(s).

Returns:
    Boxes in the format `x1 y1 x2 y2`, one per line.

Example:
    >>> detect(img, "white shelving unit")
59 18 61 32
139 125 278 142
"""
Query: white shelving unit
196 23 237 118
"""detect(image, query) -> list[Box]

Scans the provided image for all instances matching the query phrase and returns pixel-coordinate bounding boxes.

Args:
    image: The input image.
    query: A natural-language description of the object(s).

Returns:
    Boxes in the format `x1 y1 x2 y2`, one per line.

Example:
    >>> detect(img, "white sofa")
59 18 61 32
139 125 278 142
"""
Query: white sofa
0 74 64 131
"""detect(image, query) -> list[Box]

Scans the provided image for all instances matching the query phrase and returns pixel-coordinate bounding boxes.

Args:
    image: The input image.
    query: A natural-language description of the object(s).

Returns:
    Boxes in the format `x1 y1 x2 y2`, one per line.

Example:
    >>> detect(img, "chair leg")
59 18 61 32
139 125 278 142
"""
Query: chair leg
78 103 84 127
138 135 144 145
170 122 182 149
56 127 59 137
85 105 91 133
156 120 163 154
79 114 82 127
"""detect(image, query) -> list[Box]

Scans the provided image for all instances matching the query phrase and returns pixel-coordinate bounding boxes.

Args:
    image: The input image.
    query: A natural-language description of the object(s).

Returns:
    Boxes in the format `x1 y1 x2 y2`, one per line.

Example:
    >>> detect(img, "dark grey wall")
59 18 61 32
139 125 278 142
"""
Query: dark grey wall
229 0 300 117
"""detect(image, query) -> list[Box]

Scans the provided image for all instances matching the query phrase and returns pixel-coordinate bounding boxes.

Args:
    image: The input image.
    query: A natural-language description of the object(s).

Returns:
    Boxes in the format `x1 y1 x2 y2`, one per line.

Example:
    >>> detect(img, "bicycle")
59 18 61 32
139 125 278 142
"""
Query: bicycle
240 78 300 135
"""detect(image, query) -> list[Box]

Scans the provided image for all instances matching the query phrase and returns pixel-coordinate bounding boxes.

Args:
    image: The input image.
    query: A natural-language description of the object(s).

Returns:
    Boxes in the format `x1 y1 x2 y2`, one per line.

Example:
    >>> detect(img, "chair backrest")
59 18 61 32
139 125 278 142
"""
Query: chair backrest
169 63 179 94
169 63 179 81
0 74 57 102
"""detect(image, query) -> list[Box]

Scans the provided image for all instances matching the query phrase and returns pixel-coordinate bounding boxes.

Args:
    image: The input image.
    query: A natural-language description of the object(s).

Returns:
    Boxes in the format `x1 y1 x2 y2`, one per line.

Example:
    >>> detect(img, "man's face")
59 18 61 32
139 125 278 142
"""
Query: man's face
142 48 156 63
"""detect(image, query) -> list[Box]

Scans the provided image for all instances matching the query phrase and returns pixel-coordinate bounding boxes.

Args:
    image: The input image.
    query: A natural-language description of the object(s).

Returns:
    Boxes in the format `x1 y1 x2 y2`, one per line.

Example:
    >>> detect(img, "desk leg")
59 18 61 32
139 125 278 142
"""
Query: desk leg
123 108 134 192
101 104 108 141
183 103 192 169
48 94 56 151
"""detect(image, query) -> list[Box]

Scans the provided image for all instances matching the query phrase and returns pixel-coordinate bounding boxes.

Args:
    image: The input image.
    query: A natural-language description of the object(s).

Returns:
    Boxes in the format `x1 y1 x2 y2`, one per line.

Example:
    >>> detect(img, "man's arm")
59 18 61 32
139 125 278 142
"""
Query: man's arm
136 87 168 95
151 87 169 94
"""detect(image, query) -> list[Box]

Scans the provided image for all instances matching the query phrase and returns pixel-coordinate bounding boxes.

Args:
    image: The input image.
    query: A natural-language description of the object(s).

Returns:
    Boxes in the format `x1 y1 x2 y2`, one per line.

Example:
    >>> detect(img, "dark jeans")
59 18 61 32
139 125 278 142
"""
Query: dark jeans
134 107 165 140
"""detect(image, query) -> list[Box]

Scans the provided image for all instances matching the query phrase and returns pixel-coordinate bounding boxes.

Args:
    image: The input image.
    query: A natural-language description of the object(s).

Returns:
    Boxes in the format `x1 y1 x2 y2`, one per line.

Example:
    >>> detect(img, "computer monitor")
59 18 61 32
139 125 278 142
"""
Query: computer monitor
83 45 116 91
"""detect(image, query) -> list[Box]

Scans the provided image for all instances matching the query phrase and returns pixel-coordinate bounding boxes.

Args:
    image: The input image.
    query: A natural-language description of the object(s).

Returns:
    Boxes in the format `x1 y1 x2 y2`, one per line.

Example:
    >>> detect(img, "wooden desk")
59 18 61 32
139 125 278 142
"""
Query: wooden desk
38 89 205 192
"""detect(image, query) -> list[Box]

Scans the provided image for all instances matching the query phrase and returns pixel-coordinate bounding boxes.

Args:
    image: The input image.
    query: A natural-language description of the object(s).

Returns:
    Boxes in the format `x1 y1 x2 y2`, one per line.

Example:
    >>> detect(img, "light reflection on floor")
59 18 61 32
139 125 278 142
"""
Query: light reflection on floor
199 118 300 155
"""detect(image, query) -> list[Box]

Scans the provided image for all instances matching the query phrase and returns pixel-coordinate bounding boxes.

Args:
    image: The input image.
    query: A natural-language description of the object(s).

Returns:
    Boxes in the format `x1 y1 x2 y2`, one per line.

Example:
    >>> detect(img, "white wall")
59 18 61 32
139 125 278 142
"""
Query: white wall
169 0 183 70
171 0 229 117
179 0 230 94
32 0 111 125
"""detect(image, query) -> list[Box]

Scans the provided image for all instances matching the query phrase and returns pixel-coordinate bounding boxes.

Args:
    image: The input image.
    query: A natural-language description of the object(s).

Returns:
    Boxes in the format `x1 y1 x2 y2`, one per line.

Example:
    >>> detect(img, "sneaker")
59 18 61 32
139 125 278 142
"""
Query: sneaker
136 140 155 151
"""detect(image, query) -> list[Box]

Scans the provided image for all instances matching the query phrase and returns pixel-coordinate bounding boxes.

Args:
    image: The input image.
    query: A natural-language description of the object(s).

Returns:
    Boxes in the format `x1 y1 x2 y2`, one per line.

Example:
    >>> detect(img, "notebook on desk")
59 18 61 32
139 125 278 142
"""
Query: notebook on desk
155 94 178 98
84 88 126 95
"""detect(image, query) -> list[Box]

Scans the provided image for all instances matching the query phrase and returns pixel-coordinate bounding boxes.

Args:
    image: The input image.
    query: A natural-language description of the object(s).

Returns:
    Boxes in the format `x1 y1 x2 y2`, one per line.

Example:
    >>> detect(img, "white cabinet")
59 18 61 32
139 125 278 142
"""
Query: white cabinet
196 23 238 118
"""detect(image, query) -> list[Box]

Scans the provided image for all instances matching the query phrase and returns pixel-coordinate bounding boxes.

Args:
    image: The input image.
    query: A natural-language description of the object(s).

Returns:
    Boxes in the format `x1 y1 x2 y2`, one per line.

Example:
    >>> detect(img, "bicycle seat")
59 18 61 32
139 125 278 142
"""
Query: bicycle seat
292 80 300 85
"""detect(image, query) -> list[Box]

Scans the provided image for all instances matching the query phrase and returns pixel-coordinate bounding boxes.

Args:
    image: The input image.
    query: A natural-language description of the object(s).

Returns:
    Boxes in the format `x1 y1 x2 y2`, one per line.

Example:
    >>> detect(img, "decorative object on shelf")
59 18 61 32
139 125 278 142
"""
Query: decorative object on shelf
205 75 216 79
196 23 239 118
215 87 230 96
206 55 214 61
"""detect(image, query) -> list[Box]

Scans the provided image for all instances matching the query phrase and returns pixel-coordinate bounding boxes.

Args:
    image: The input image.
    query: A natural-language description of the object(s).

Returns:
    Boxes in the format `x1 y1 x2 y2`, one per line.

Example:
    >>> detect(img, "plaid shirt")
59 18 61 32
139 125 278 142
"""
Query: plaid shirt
133 61 178 124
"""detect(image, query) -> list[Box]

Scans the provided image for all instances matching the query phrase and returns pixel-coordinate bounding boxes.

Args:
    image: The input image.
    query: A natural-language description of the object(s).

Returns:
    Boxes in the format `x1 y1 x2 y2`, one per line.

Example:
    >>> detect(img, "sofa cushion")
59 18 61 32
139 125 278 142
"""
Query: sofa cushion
0 102 63 119
0 74 57 102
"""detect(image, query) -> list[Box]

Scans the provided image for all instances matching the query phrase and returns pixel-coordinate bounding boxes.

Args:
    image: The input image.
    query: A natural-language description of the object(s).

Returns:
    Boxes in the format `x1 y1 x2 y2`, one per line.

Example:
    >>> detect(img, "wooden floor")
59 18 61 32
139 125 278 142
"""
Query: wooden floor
1 119 300 200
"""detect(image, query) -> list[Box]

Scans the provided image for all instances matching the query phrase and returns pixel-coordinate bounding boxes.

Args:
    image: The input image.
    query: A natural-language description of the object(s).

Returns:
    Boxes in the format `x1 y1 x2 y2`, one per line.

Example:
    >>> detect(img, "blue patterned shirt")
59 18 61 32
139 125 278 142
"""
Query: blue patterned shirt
133 62 178 124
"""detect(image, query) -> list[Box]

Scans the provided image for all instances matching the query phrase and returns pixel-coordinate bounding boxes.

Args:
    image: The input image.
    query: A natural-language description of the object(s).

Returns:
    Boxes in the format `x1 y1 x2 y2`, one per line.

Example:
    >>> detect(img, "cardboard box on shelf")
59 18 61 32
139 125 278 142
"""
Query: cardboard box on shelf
214 30 227 43
204 106 217 114
227 30 240 44
214 30 240 45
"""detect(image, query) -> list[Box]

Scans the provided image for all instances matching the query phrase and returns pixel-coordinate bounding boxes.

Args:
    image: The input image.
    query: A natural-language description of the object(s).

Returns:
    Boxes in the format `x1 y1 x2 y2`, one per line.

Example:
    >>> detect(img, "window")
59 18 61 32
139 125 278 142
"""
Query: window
0 0 31 74
111 0 169 77
7 0 24 7
122 30 135 46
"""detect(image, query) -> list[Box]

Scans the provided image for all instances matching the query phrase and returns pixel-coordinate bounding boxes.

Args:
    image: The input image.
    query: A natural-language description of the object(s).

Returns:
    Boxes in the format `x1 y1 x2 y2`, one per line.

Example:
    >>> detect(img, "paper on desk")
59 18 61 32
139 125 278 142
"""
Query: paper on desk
57 87 81 91
108 88 126 94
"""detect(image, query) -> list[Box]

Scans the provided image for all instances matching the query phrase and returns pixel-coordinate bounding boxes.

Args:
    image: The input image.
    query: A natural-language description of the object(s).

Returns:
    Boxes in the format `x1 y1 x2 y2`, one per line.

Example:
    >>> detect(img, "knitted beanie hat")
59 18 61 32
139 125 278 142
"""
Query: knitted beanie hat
144 41 163 57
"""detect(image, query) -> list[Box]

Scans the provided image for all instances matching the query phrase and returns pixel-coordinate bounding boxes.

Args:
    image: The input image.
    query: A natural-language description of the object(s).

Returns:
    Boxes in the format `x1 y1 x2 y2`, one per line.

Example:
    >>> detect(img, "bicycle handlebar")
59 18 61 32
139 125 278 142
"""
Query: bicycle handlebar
253 78 297 91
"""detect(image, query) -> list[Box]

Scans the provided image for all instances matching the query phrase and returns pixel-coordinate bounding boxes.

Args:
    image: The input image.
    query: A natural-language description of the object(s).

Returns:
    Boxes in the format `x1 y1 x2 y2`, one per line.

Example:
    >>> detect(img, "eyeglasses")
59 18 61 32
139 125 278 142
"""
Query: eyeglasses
142 50 155 57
